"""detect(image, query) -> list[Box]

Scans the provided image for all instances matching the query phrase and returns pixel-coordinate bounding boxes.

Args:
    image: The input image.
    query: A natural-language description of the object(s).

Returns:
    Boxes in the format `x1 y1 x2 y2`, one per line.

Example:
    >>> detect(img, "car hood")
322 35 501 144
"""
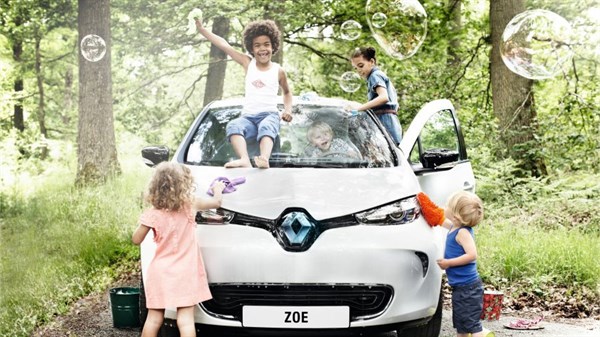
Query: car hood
191 165 420 220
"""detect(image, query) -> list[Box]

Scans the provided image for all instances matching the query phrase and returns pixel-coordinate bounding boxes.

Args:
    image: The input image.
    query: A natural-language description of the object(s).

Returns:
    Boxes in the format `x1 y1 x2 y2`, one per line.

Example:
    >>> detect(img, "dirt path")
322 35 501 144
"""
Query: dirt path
32 267 600 337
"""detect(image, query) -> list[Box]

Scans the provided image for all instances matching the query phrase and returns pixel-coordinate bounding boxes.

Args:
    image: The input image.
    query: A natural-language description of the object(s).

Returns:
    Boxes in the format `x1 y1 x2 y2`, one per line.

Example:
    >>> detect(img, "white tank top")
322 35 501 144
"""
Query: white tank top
243 59 280 115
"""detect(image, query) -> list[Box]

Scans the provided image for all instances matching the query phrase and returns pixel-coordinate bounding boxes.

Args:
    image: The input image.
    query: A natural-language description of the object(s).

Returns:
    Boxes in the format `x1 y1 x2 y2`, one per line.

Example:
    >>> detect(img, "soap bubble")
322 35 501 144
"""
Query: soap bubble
500 9 574 80
339 71 362 93
371 12 388 28
366 0 427 60
340 20 362 41
80 34 106 62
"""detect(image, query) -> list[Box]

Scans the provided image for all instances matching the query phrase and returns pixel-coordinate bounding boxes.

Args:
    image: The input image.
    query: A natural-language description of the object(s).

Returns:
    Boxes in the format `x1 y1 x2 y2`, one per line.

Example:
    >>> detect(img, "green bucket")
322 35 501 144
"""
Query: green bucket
109 287 141 328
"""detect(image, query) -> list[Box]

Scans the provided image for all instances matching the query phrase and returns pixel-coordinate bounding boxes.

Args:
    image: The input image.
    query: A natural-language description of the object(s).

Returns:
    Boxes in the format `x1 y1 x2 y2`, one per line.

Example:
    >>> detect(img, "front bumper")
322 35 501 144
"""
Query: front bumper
155 220 443 329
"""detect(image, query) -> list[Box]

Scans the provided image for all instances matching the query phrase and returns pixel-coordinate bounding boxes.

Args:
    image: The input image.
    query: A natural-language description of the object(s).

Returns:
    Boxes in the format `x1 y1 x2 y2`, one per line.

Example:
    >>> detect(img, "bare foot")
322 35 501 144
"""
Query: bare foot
254 156 270 169
224 158 252 168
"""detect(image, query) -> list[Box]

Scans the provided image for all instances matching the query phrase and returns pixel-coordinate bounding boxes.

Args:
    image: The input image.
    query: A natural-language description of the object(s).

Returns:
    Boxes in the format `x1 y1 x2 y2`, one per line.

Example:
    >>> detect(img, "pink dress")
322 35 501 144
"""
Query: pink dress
139 205 212 308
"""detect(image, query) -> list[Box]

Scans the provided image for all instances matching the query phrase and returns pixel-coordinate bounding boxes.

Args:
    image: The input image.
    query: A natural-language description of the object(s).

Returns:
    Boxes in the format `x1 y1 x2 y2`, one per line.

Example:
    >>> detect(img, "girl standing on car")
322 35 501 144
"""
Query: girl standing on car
348 46 403 145
132 162 225 337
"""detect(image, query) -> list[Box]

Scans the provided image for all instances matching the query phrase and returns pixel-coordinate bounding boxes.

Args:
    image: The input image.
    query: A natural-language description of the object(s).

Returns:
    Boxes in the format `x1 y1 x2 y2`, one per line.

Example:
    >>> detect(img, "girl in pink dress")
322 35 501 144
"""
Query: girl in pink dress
132 162 225 337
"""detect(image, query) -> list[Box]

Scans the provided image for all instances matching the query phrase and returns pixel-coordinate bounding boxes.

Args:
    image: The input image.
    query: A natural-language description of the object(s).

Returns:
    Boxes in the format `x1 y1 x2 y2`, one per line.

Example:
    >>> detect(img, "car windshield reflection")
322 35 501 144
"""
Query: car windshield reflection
185 104 396 168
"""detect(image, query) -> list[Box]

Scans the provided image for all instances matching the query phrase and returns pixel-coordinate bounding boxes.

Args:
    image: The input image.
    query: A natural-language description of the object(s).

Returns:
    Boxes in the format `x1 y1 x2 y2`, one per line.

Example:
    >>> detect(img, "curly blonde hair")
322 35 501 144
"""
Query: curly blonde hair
445 191 484 228
145 162 194 211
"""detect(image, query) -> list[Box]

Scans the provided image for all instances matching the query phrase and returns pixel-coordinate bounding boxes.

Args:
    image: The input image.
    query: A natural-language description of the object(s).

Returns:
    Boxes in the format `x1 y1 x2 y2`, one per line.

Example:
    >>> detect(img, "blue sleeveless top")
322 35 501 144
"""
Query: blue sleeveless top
445 226 479 286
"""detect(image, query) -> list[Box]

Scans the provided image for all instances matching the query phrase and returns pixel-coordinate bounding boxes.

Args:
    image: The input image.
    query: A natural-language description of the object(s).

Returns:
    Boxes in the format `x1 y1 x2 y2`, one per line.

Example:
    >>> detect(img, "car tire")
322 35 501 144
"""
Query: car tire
397 285 443 337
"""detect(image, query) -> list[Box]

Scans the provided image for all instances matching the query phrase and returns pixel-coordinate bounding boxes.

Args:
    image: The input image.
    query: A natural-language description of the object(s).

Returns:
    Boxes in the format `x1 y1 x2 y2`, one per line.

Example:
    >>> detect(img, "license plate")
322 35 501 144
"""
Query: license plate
242 306 350 328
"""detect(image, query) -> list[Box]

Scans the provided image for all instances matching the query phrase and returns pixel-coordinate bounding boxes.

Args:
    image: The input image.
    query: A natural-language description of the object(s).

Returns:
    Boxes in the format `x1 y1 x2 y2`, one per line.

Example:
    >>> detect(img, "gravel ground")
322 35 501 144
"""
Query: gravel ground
31 268 600 337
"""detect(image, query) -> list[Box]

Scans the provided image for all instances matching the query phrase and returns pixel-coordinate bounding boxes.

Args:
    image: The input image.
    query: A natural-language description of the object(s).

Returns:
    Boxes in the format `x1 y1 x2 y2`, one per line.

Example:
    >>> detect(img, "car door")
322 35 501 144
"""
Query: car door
400 99 476 206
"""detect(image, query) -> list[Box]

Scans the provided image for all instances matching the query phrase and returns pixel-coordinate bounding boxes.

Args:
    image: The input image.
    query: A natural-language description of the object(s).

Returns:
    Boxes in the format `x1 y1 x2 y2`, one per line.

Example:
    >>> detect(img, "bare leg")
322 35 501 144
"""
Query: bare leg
141 309 164 337
225 135 252 168
254 136 274 169
176 306 196 337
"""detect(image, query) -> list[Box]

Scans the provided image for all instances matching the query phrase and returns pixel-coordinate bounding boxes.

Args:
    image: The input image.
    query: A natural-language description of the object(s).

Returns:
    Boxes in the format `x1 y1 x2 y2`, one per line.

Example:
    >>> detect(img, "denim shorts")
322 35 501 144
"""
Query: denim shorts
451 278 483 334
226 112 280 142
376 113 402 144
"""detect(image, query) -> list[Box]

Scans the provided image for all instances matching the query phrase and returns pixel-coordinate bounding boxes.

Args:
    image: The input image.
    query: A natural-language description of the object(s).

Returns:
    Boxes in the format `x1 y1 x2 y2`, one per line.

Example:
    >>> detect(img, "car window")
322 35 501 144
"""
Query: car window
185 104 395 168
409 109 460 168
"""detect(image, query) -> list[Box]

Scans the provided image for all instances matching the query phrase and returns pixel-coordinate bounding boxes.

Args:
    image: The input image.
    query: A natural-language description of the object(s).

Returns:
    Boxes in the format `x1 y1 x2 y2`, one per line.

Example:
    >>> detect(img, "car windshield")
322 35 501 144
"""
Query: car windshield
185 103 396 168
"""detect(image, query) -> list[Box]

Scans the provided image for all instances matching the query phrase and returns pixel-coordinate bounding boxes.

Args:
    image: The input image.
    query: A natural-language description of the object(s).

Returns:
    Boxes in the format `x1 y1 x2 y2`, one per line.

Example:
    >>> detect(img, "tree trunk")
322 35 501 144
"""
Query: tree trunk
76 0 120 186
11 16 25 132
489 0 547 176
447 0 462 66
63 67 74 125
34 36 47 138
34 35 48 159
202 16 230 106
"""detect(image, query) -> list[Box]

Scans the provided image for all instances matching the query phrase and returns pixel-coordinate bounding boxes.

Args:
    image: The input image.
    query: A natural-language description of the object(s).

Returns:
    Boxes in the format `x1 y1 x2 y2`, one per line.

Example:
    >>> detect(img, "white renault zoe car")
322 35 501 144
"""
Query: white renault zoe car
139 95 475 337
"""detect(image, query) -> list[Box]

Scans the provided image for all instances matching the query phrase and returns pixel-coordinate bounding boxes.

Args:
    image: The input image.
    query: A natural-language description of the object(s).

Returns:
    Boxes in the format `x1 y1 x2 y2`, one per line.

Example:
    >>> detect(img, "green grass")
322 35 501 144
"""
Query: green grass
0 165 150 337
476 171 600 301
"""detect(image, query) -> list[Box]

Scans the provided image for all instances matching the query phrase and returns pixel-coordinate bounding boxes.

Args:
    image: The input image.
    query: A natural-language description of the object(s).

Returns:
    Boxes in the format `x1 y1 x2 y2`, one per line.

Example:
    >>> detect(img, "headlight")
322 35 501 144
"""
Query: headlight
196 209 234 224
355 196 420 225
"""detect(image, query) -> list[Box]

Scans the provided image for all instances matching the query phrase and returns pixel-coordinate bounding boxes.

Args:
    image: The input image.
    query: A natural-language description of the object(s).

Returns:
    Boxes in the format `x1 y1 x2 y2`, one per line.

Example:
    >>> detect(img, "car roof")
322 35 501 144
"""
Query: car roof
206 95 355 109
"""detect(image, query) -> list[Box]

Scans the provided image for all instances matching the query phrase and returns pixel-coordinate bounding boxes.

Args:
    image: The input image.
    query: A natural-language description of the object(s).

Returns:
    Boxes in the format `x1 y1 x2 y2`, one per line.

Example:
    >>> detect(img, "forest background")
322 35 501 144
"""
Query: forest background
0 0 598 336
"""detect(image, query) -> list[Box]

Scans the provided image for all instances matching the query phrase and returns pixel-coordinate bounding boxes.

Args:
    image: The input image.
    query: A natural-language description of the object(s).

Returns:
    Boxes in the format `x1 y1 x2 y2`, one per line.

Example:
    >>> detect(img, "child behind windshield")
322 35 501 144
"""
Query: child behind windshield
305 121 360 159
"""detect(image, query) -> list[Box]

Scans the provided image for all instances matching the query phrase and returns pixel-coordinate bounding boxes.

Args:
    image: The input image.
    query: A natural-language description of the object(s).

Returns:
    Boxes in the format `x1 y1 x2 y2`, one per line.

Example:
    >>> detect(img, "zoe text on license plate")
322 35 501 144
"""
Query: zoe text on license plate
285 311 308 323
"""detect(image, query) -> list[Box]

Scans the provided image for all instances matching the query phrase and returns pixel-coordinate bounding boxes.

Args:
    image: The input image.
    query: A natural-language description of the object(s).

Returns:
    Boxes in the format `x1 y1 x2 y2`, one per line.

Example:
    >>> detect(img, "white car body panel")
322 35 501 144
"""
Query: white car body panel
140 96 476 333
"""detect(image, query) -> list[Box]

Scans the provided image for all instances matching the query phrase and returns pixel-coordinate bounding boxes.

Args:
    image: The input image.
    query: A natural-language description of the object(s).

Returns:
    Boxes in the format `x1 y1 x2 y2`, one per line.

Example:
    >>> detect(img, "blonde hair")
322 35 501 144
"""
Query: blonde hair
446 191 483 228
307 121 333 141
145 162 194 211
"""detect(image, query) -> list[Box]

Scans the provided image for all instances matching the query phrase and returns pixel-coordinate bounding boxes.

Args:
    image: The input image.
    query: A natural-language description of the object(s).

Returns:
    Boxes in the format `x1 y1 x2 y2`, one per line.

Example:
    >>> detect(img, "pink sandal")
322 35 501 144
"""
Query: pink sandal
504 316 544 330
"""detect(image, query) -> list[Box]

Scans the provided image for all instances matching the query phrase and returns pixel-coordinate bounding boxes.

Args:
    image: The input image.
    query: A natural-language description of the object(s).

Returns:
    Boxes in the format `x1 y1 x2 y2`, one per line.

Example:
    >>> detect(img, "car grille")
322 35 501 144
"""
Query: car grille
201 283 393 322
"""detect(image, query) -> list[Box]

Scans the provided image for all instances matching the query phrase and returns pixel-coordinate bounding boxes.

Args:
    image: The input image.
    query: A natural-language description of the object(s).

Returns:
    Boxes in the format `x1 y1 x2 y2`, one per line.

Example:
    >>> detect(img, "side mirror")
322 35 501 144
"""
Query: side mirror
141 146 170 167
421 148 458 169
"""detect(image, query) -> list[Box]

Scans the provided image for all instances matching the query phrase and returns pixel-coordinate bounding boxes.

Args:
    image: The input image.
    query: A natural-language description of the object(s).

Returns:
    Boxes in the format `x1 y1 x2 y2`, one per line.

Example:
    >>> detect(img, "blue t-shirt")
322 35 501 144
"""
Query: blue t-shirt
366 67 398 113
444 226 479 286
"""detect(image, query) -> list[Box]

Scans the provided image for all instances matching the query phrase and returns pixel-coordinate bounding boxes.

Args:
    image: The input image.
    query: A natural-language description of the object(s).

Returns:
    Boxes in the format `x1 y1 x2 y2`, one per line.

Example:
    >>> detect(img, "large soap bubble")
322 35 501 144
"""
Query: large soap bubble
500 9 574 80
80 34 107 62
340 20 362 41
339 71 362 93
366 0 427 60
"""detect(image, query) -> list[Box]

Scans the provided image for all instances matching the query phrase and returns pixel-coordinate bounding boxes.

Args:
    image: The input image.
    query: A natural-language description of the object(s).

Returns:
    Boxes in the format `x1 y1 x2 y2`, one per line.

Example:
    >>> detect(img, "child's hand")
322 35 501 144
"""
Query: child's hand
344 102 361 111
281 112 293 122
437 258 450 270
211 181 226 194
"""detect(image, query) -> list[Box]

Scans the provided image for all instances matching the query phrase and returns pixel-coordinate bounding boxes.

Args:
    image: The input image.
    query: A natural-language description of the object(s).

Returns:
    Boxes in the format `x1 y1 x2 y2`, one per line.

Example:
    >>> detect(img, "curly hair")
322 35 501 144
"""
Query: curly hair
243 19 281 56
145 162 194 211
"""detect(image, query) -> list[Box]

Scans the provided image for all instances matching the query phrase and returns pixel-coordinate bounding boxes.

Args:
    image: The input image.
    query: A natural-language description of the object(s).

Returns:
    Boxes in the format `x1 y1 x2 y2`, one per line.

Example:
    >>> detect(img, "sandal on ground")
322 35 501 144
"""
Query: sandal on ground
504 316 544 330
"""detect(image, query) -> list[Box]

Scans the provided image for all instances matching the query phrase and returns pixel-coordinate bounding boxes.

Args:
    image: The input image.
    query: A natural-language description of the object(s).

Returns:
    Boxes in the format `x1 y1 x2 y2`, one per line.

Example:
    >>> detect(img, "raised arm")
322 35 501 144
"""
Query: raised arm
195 19 251 69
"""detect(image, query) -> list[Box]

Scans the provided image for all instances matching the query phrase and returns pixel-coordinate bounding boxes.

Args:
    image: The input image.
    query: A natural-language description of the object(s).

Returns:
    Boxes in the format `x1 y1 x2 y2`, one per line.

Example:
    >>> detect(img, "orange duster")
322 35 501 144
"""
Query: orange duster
417 192 445 227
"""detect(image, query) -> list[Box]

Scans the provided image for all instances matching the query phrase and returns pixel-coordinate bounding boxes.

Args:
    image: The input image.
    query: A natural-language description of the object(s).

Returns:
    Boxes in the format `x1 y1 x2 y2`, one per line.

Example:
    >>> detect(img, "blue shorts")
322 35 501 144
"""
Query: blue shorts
377 113 402 144
451 279 483 334
226 112 280 143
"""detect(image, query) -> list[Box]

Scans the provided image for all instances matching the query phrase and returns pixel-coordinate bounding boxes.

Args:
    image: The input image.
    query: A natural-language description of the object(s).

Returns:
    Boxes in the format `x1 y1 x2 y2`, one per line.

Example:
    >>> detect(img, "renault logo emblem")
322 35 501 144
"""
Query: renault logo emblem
276 211 317 251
